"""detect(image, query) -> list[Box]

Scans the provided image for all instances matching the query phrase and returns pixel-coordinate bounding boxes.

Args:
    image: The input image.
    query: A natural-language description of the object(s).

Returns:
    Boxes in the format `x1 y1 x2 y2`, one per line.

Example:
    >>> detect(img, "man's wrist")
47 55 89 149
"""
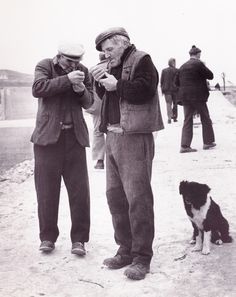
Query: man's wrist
73 83 85 93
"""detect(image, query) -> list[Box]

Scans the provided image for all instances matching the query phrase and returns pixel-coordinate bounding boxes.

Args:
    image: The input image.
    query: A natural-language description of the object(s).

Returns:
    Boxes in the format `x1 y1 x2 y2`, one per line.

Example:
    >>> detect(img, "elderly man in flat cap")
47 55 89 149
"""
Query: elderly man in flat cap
90 27 164 280
175 45 216 153
31 43 93 255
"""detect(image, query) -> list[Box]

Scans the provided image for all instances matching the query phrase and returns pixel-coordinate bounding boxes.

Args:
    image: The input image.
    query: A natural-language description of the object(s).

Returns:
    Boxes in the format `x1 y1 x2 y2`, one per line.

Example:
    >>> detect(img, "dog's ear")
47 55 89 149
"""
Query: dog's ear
202 184 211 195
179 181 187 194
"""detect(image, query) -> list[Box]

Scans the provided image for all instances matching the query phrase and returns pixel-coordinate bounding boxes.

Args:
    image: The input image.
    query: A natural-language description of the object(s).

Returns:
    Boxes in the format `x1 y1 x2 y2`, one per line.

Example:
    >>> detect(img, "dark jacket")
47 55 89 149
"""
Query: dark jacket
31 57 93 147
160 66 178 94
175 58 213 105
96 45 164 133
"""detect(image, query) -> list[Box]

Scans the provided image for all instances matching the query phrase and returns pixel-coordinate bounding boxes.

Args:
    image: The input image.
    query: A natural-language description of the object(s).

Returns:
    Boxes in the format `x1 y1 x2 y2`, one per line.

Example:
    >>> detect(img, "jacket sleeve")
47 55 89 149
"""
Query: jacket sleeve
174 70 180 87
78 67 94 109
32 59 72 98
160 70 164 91
200 62 214 80
116 55 158 104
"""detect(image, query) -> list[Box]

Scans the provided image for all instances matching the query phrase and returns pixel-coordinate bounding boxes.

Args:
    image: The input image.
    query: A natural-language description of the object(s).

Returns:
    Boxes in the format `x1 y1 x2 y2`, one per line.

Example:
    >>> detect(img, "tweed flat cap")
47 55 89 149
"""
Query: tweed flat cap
95 27 130 51
58 42 85 60
189 45 201 55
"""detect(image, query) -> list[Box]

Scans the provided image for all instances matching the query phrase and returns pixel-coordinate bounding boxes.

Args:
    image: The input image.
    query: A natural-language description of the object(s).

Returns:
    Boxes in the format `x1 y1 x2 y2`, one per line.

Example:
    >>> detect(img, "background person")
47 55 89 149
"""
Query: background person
86 53 107 170
31 43 93 255
160 58 178 123
175 45 216 153
90 27 164 280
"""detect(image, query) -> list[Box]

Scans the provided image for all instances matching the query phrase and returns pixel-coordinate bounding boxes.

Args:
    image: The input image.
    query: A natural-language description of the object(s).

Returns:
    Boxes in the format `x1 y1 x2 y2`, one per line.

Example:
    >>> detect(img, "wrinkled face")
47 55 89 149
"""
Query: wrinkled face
59 55 82 72
101 39 126 68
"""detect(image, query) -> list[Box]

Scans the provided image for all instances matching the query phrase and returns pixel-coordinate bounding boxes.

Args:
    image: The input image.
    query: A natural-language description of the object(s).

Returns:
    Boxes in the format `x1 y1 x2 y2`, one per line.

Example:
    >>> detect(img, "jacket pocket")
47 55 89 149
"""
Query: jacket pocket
120 104 153 132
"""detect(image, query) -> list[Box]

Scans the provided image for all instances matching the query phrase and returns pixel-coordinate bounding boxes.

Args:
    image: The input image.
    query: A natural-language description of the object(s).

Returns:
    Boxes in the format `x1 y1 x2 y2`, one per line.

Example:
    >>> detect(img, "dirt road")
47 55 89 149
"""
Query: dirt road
0 91 235 297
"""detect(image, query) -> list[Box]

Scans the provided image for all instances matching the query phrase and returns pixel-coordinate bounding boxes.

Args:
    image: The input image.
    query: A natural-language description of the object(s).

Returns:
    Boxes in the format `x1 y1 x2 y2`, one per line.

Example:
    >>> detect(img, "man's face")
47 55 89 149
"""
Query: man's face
101 39 126 68
59 55 81 72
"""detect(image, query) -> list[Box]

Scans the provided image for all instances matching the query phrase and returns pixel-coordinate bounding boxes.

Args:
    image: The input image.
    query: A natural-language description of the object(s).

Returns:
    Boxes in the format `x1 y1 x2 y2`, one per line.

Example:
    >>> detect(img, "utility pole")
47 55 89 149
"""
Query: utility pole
221 72 226 91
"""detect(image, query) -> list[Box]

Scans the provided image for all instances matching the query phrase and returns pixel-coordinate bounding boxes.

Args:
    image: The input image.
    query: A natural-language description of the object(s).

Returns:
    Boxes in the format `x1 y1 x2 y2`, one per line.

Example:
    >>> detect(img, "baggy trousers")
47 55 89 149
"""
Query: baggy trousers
106 132 155 265
181 102 215 147
34 129 90 243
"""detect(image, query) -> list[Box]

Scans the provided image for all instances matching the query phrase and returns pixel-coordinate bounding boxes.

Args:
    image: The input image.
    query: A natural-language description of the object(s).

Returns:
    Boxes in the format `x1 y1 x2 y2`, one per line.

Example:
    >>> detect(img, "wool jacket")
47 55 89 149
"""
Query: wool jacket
160 66 178 94
96 45 164 133
175 58 213 105
31 57 93 147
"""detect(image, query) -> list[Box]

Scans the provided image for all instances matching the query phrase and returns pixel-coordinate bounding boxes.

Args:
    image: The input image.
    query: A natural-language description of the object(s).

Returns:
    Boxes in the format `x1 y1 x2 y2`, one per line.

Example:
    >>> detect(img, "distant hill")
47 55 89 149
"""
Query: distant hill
0 69 33 87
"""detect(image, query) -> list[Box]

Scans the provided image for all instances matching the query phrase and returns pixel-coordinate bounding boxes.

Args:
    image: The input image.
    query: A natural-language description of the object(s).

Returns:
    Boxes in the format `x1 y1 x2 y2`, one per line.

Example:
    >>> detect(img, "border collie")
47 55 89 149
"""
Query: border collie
179 181 233 255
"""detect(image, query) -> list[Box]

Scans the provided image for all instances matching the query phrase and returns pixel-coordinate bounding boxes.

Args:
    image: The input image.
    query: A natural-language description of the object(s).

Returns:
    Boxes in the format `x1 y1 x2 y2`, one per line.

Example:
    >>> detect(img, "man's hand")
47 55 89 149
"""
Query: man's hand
90 65 108 82
72 82 85 93
99 73 118 91
68 70 85 84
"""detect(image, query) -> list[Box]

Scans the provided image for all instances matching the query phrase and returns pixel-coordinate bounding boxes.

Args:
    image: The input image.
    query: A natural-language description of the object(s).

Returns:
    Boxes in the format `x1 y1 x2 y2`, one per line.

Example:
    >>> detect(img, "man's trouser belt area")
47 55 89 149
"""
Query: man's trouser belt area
61 123 74 130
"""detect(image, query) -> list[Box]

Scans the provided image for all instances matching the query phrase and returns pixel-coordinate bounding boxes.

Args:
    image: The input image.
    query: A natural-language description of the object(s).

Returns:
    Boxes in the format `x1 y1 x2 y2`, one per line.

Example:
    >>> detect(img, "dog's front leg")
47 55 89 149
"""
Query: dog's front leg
202 231 211 255
192 231 203 252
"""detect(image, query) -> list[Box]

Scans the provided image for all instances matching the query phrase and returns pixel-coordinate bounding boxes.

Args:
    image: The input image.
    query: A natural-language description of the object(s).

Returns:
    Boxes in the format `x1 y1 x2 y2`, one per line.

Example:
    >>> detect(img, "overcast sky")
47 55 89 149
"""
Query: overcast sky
1 0 235 85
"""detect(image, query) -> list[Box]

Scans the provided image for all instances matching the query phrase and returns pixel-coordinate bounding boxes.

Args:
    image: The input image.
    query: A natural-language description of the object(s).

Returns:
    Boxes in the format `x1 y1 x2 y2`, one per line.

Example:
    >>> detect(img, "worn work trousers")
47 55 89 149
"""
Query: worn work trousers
34 129 90 244
181 102 215 147
106 132 155 265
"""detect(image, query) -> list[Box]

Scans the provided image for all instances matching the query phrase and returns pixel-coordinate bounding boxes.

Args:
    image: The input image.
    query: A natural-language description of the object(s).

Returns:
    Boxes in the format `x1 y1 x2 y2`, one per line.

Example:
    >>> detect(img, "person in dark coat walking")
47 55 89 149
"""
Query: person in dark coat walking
160 58 178 123
31 43 93 255
175 45 216 153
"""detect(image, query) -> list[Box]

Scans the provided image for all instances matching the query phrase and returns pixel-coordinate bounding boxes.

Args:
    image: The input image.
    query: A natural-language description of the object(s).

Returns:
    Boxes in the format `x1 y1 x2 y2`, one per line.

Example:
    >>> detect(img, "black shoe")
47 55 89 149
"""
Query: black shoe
103 254 133 269
94 160 104 169
39 241 55 253
124 263 150 280
167 119 171 124
173 119 178 122
71 242 86 256
203 143 216 150
180 147 197 153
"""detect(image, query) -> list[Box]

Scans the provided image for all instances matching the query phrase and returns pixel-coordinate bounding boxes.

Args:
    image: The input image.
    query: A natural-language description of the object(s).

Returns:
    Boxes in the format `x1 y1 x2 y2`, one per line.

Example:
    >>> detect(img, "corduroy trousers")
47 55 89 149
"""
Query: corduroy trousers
105 132 155 265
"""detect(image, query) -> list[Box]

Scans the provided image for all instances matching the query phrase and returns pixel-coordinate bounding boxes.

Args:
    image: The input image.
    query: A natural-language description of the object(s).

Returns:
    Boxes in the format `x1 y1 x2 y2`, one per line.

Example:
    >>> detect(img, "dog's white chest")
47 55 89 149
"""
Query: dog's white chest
189 196 211 230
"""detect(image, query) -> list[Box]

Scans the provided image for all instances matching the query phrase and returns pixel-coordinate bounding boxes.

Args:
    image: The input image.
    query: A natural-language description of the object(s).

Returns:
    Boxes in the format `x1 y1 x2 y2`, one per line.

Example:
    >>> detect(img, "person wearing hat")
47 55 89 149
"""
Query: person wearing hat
160 58 179 123
90 27 164 280
31 42 93 255
175 45 216 153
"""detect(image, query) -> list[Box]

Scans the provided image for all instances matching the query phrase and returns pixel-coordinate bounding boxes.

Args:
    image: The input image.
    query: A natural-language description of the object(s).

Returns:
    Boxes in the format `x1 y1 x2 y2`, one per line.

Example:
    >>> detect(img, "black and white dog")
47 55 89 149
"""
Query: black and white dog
179 180 233 255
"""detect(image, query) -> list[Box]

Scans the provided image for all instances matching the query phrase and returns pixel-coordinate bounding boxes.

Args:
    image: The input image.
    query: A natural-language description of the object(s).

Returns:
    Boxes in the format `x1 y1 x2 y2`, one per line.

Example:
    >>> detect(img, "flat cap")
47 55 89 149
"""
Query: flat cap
95 27 130 51
58 42 85 60
189 45 201 55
